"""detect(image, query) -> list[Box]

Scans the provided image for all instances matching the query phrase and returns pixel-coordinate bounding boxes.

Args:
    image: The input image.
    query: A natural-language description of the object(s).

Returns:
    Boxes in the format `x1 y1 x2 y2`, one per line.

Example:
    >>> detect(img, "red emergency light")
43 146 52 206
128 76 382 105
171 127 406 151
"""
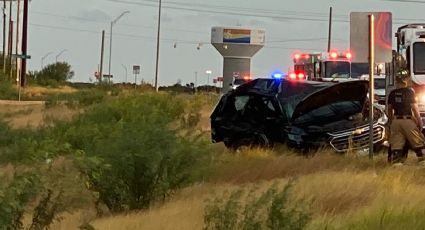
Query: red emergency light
298 73 305 79
243 75 251 81
289 72 297 79
294 54 301 59
345 52 352 59
330 52 338 59
304 54 310 59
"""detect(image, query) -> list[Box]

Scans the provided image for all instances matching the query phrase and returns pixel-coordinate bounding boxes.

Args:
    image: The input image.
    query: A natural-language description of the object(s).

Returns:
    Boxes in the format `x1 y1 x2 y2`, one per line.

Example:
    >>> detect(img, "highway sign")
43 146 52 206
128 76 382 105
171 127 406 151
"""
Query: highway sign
133 65 140 75
350 12 392 63
12 54 31 59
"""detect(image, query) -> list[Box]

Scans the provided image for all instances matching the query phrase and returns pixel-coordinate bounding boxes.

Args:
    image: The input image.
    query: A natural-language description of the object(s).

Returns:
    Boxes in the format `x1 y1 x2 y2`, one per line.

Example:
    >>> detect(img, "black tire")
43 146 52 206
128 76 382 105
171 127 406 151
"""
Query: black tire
224 133 272 151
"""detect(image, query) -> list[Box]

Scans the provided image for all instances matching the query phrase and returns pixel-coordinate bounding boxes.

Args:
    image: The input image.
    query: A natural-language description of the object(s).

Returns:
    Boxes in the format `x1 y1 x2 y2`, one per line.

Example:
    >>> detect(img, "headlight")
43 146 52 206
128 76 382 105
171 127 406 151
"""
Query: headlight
421 94 425 103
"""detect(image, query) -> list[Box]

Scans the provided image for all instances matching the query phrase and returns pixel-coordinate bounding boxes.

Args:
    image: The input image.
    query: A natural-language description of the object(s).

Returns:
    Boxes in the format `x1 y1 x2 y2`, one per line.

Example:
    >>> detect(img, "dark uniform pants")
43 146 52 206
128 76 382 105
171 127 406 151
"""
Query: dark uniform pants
389 118 425 162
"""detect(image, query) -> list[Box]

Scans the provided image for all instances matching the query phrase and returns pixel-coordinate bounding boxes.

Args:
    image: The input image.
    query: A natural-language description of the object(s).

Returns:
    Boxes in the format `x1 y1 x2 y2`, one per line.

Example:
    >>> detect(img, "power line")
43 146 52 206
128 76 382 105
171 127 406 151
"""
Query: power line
106 0 349 23
31 10 207 34
105 0 425 25
380 0 425 3
30 21 344 51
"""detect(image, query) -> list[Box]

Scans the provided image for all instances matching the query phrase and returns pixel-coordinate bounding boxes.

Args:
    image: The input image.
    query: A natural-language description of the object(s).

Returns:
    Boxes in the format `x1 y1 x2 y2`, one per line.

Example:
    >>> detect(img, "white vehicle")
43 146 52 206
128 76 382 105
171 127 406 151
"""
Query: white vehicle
394 24 425 129
231 75 252 89
360 75 386 105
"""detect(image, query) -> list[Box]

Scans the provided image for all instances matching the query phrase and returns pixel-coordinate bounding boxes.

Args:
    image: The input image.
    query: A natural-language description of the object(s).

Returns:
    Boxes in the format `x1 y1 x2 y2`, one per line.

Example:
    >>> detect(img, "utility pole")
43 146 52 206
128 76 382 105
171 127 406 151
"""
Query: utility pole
327 7 333 52
154 0 162 92
8 20 12 79
99 30 105 83
8 0 11 76
20 0 28 87
2 0 6 73
15 0 21 86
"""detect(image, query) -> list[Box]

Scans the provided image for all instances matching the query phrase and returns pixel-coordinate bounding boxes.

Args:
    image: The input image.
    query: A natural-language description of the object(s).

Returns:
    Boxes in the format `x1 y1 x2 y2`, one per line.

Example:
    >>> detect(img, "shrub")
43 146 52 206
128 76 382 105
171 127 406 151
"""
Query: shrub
0 79 18 100
29 62 74 86
68 94 211 213
0 172 40 229
0 93 211 216
204 181 311 230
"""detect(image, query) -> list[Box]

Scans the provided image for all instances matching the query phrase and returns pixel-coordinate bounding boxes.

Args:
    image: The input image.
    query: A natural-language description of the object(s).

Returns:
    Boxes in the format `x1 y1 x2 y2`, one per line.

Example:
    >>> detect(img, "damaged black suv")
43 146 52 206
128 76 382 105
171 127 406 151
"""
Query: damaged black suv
210 78 387 152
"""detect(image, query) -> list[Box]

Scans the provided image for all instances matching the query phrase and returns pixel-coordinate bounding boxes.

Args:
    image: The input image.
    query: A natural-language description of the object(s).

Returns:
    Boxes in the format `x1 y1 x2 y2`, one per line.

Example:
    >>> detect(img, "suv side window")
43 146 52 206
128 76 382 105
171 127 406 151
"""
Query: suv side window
235 96 250 111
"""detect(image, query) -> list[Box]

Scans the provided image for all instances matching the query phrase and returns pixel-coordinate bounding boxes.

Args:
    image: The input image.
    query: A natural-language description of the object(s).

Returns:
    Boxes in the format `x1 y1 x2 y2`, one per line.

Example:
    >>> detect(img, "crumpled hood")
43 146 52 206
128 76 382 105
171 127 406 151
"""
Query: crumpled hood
291 80 369 122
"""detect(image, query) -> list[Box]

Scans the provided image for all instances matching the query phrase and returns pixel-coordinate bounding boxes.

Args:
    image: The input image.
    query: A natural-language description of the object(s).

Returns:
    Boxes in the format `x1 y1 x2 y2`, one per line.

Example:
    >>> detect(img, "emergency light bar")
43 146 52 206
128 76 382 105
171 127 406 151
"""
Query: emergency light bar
328 50 352 60
272 73 284 79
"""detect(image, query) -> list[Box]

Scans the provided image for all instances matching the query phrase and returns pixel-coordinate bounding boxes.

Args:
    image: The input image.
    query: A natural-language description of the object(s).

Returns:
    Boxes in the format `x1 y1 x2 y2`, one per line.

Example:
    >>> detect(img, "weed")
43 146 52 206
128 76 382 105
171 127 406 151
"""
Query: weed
204 180 311 230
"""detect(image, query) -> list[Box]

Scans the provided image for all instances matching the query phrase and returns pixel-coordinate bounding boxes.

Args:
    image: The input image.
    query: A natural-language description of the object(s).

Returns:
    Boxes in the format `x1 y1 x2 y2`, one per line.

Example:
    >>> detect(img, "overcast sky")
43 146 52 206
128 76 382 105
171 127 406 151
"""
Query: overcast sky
17 0 425 85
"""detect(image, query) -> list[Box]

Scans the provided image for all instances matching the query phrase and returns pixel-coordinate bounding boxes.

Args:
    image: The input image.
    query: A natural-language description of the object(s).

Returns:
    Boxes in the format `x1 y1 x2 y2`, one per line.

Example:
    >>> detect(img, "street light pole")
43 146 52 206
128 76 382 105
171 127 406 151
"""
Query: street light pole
194 71 198 93
55 49 67 62
206 70 212 92
121 64 127 83
41 51 52 69
108 10 130 84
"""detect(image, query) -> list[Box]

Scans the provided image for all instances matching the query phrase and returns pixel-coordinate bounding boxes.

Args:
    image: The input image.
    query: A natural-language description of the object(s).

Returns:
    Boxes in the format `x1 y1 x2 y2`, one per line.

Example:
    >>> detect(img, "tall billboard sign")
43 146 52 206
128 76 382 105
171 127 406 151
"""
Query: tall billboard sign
350 12 393 63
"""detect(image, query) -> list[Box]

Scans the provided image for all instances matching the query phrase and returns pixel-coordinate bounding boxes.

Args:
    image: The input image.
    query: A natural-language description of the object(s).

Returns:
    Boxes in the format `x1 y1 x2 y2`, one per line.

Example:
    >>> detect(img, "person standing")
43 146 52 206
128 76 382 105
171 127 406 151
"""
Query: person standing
387 70 425 164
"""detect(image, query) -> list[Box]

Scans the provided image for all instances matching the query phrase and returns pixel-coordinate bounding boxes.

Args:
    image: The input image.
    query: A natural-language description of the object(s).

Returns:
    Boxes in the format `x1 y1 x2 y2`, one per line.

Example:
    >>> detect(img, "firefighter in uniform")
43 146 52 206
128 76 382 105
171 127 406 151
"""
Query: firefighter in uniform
387 70 425 164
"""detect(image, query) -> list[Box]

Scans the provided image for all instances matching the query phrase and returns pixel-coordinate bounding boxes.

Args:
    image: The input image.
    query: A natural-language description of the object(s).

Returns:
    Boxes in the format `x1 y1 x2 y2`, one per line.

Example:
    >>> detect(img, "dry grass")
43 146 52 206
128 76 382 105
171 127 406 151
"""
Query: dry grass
91 185 220 230
87 150 425 230
0 103 79 128
23 85 78 98
210 148 385 184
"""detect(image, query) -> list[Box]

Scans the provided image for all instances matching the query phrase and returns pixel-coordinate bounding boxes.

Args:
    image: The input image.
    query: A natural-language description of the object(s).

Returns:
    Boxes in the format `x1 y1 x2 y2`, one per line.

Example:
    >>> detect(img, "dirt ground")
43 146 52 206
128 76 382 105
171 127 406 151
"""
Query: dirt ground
0 100 79 129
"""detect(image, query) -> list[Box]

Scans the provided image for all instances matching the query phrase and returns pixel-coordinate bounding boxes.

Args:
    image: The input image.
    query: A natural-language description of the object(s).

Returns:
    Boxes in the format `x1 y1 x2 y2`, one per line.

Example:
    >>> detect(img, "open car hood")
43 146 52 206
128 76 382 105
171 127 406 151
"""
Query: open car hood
291 80 369 122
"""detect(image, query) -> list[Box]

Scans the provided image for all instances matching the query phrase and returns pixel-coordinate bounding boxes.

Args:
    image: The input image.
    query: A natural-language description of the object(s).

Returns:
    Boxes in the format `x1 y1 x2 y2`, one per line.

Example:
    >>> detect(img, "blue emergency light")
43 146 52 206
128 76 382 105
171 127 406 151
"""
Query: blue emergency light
272 72 284 79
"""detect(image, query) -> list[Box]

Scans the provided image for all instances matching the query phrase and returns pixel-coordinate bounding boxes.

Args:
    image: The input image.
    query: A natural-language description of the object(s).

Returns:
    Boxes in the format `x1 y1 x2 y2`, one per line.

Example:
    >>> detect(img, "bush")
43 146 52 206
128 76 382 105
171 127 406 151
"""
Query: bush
0 172 40 229
66 94 211 213
0 93 211 216
204 181 311 230
29 62 74 86
0 79 18 100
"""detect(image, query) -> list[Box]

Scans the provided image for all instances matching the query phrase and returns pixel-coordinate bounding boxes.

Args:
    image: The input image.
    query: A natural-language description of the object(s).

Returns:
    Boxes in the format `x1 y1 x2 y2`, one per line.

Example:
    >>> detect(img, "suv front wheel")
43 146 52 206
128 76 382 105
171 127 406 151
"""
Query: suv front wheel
224 133 272 151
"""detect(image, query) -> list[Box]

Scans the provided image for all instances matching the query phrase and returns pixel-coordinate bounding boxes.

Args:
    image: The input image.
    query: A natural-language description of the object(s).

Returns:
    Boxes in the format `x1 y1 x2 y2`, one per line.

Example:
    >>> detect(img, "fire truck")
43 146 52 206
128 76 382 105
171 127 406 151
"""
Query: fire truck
292 50 353 82
391 24 425 129
292 53 321 80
